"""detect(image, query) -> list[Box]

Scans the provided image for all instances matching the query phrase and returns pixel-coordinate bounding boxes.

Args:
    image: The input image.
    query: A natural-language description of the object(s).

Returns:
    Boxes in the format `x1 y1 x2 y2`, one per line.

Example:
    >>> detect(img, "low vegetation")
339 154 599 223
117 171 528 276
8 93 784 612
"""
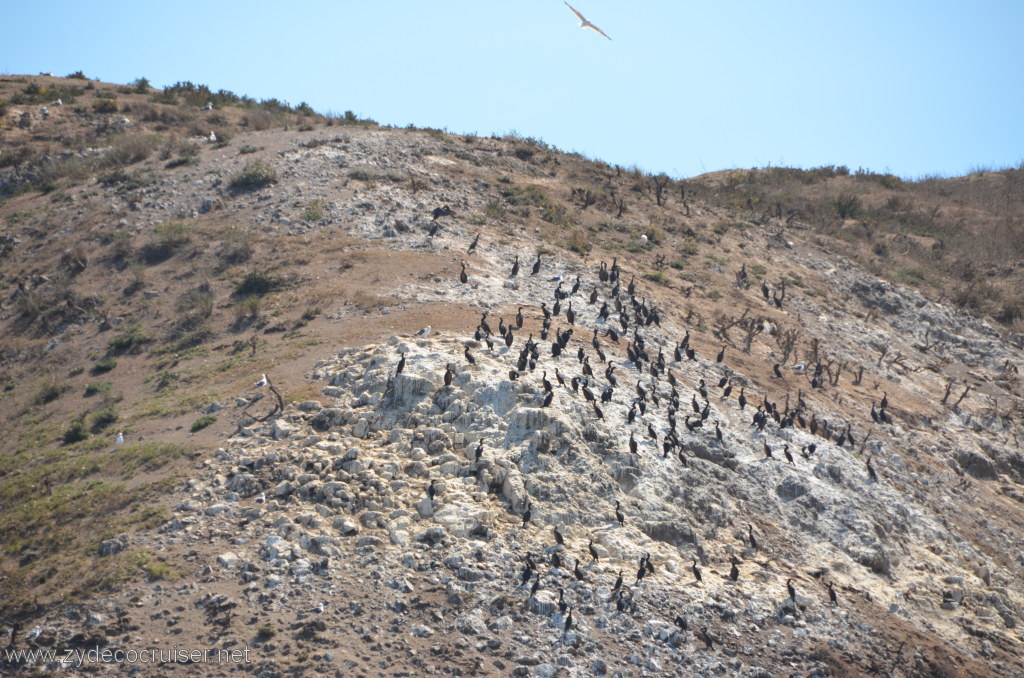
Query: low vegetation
229 159 277 191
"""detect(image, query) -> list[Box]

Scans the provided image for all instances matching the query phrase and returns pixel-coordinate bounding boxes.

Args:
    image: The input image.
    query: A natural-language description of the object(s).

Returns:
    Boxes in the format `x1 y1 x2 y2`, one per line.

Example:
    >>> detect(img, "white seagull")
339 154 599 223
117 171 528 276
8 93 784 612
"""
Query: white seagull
115 432 124 445
253 491 266 504
26 625 42 640
639 234 649 244
415 326 432 337
564 2 612 40
254 374 268 388
790 362 806 372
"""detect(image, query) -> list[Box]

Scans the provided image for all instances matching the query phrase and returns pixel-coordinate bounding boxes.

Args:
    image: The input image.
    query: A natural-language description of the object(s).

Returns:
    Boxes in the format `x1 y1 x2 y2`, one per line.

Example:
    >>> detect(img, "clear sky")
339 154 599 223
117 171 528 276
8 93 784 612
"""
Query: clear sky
3 1 1022 179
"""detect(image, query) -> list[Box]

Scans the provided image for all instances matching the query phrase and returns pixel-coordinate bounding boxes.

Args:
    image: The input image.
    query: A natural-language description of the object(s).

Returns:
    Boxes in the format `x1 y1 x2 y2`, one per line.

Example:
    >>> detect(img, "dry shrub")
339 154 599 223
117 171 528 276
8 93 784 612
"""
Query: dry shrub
243 110 275 131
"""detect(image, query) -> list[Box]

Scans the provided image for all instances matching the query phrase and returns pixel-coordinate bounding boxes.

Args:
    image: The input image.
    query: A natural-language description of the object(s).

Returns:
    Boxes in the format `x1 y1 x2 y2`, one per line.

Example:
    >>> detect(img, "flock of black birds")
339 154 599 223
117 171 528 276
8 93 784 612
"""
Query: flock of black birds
403 222 893 646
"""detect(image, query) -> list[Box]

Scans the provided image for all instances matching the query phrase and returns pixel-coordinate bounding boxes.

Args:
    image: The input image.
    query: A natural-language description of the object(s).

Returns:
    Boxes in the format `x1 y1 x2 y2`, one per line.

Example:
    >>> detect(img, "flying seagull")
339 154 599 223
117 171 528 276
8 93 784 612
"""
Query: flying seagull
565 2 611 40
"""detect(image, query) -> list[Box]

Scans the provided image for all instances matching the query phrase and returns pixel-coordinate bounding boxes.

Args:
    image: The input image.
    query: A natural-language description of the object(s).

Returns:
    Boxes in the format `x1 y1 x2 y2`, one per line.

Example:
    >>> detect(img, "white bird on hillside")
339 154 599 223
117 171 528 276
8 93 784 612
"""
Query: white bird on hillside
639 234 649 244
415 326 432 337
115 432 124 445
254 374 268 388
253 492 266 504
564 2 612 40
790 362 805 371
26 625 42 640
208 130 217 142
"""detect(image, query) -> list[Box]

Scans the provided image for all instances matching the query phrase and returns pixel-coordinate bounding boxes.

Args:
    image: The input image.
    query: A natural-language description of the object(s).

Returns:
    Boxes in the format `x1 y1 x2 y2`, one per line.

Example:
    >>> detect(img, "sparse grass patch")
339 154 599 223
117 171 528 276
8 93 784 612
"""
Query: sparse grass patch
33 377 67 406
154 371 180 391
229 159 277 191
643 270 668 285
564 229 591 255
294 306 321 329
239 144 263 155
164 143 200 168
142 556 183 582
234 295 262 324
894 267 926 286
84 381 111 397
107 324 153 354
154 220 193 249
484 200 505 220
191 415 216 432
346 290 389 313
98 167 151 190
219 227 255 265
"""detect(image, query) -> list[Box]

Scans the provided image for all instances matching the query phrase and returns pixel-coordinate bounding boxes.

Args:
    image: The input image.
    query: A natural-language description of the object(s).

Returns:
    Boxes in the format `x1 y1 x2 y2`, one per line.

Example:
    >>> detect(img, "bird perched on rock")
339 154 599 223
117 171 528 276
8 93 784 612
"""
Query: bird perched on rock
254 374 268 388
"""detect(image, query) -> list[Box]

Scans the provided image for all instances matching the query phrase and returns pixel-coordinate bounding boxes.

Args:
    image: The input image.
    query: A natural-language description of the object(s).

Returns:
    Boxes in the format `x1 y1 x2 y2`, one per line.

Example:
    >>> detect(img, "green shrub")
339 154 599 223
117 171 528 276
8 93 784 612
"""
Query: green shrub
131 77 151 93
91 357 117 375
92 99 118 113
229 159 277 191
234 270 281 297
302 200 323 221
63 419 89 444
67 70 88 79
191 415 216 432
91 404 119 431
832 193 862 219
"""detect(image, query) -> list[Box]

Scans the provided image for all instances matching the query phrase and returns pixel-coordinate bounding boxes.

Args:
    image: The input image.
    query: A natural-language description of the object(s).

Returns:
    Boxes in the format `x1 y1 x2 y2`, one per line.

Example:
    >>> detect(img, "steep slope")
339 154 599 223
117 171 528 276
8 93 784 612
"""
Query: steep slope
1 75 1022 676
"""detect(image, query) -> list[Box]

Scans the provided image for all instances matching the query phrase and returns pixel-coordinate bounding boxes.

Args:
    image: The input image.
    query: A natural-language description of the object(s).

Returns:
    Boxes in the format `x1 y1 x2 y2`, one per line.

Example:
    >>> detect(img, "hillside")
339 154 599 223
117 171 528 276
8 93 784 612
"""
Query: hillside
1 74 1023 676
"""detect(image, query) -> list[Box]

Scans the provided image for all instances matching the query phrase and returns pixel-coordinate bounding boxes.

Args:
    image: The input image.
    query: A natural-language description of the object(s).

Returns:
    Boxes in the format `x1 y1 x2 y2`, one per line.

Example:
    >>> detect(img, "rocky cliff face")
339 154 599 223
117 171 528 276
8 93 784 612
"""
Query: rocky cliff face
1 94 1022 676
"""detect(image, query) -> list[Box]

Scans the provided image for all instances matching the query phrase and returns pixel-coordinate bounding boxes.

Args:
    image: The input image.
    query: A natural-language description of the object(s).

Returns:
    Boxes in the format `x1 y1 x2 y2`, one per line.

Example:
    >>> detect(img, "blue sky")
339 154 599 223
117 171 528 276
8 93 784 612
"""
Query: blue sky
4 1 1022 179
